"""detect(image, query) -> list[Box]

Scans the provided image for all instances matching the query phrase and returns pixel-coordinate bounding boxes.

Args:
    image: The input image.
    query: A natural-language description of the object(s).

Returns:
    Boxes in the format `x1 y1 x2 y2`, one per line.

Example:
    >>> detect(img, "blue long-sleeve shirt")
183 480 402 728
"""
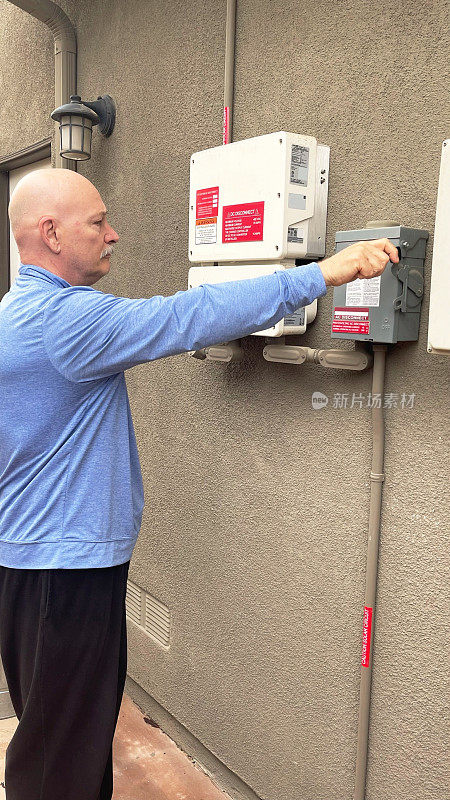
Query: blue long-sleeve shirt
0 262 326 568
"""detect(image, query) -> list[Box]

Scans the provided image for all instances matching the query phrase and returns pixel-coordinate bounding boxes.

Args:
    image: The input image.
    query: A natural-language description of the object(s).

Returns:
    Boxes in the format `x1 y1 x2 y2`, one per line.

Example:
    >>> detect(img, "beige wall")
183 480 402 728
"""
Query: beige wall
0 2 54 154
1 1 448 799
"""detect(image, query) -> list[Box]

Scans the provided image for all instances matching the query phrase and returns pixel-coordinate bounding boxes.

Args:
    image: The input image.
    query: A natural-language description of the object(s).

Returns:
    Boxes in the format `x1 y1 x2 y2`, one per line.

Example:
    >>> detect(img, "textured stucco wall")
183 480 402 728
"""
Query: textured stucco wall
0 0 55 155
1 2 449 799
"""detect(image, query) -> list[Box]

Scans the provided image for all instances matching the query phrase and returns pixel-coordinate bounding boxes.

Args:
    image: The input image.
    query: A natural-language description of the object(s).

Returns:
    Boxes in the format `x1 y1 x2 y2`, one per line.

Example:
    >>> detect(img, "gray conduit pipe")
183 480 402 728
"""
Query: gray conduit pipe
213 8 389 796
263 342 372 370
354 344 387 800
7 0 77 169
192 0 239 360
223 0 237 144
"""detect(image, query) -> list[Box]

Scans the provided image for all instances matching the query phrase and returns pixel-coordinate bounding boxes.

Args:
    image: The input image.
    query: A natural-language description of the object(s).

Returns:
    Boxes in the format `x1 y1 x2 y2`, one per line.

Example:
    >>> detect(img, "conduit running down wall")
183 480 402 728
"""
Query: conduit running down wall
221 3 388 796
7 0 77 169
354 344 387 800
223 0 236 144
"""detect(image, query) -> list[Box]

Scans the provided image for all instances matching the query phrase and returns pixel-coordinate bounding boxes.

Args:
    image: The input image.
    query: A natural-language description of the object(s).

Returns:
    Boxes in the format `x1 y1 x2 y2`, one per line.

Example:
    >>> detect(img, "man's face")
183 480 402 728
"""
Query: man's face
61 188 119 285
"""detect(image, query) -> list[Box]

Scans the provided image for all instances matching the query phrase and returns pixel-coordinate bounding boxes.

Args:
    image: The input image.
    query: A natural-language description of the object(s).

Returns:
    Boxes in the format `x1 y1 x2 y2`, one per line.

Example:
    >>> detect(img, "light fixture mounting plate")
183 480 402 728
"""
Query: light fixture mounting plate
84 95 116 137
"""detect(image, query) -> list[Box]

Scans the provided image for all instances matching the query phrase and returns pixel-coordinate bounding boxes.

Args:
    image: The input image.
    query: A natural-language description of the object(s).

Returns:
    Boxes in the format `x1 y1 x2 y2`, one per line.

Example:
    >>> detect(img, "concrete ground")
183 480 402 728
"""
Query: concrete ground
0 694 231 800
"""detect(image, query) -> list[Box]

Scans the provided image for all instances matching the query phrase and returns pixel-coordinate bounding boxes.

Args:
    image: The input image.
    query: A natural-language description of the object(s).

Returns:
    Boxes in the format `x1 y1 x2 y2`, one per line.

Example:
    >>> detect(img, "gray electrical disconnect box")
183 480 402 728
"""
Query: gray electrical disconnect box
331 225 428 343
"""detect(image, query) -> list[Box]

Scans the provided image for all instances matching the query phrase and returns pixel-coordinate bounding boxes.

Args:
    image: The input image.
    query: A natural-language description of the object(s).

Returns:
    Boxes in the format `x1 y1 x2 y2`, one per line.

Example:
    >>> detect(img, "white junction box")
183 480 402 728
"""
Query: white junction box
428 139 450 355
188 131 329 337
188 264 318 337
189 131 329 263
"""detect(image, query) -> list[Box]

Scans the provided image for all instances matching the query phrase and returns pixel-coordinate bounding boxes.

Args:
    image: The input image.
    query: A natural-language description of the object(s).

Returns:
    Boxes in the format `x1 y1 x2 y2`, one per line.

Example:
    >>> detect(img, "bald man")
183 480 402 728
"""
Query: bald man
0 168 398 800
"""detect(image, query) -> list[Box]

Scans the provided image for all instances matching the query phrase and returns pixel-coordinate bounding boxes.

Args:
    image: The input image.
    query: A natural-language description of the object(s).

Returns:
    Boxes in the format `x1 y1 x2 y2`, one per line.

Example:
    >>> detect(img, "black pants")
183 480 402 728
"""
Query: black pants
0 562 129 800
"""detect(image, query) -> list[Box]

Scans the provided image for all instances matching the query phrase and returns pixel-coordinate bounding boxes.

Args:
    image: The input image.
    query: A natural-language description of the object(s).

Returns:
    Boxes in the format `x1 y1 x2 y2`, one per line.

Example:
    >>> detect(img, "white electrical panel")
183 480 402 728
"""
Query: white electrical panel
428 140 450 355
188 264 317 337
187 132 329 341
188 131 329 263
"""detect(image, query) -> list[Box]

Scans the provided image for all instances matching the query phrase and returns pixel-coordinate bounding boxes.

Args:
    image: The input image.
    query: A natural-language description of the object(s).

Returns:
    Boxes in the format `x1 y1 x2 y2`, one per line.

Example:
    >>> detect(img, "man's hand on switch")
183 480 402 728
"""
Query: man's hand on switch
319 238 399 287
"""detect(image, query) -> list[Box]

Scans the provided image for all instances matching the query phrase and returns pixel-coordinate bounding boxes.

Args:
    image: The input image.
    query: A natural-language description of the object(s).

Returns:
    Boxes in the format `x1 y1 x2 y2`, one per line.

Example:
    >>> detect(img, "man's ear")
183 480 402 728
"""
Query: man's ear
38 216 61 254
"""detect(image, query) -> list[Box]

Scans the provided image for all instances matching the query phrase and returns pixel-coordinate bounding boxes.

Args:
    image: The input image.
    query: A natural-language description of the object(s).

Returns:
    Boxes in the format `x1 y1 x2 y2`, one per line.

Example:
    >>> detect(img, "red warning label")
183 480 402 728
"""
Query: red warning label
196 187 219 220
332 307 370 335
361 606 373 667
222 201 264 243
223 106 230 144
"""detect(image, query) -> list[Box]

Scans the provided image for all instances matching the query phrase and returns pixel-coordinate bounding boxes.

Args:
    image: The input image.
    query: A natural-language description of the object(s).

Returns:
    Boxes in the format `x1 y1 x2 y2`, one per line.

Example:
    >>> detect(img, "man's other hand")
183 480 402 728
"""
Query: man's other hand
319 238 399 287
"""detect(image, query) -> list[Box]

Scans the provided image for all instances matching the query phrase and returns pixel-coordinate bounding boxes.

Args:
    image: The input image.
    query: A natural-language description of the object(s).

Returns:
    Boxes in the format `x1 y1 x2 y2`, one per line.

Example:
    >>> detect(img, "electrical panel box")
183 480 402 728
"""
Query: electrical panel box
188 131 329 340
428 140 450 355
331 226 428 344
188 131 329 263
188 264 317 337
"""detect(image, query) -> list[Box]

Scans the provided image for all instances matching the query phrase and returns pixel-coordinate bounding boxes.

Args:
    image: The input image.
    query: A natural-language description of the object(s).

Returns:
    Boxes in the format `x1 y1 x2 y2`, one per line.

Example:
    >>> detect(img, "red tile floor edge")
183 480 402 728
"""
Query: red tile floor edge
112 695 232 800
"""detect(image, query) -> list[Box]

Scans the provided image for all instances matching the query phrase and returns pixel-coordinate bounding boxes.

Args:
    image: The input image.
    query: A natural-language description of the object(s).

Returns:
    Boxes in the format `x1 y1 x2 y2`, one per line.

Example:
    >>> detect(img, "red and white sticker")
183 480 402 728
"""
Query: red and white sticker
196 187 219 219
361 606 373 667
332 307 370 335
223 106 230 144
195 187 219 245
222 202 264 243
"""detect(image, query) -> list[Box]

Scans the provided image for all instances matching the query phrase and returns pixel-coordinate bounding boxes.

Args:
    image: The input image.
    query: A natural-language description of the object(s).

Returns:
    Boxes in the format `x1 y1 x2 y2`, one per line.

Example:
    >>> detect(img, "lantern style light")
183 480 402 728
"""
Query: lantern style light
51 94 116 161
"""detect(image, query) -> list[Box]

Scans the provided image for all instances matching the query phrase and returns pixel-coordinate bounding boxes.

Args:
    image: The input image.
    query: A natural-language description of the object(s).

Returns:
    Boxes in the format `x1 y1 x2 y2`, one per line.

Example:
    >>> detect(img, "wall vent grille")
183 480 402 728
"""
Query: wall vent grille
145 594 171 647
126 580 171 649
125 581 142 627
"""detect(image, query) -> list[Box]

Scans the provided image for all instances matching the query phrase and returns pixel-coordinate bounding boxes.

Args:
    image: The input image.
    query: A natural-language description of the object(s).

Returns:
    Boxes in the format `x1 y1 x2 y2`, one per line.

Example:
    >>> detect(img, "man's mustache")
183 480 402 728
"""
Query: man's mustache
101 246 115 259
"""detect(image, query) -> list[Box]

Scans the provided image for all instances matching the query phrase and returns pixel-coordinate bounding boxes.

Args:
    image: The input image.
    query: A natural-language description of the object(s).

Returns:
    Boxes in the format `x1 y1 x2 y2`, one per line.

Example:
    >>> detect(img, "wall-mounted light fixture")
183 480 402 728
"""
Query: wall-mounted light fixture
51 94 116 161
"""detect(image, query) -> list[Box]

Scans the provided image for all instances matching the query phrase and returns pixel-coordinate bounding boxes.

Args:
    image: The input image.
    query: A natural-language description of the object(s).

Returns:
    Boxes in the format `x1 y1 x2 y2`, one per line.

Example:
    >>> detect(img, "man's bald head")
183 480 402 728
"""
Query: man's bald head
9 168 119 286
9 168 99 240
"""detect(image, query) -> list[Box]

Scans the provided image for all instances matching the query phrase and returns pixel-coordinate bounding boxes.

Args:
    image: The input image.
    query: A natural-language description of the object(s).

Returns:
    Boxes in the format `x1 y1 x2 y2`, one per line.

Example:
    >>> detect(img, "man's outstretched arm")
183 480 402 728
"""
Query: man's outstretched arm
42 239 398 383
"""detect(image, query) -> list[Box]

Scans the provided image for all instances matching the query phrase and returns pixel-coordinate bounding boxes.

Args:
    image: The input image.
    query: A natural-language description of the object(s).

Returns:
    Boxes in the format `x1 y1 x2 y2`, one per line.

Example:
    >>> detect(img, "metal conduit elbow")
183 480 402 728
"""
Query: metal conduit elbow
6 0 77 168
